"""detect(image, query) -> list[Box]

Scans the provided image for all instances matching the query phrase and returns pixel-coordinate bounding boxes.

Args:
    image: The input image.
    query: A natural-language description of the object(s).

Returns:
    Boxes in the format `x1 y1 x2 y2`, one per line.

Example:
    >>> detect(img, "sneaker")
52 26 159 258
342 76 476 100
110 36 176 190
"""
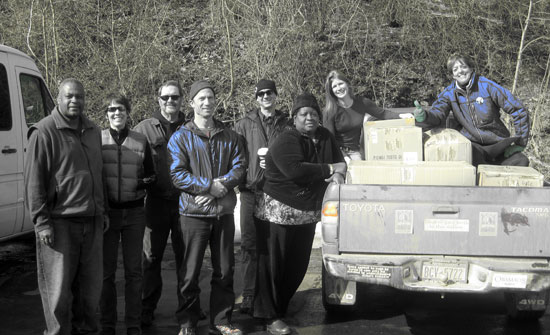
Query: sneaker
178 327 196 335
209 324 243 335
266 319 291 335
141 311 154 328
239 296 253 314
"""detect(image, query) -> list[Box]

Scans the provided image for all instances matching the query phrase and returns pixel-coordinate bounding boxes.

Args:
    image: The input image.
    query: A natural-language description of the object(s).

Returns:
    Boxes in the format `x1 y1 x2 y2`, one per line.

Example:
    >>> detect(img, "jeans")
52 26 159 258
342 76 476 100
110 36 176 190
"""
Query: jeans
36 216 103 335
142 196 183 315
175 215 235 328
238 189 257 298
100 207 146 332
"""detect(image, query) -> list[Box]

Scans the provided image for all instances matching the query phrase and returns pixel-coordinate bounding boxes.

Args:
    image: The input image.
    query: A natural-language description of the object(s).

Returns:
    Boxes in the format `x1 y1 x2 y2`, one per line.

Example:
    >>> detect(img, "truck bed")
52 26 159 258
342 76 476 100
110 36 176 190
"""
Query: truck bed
327 184 550 258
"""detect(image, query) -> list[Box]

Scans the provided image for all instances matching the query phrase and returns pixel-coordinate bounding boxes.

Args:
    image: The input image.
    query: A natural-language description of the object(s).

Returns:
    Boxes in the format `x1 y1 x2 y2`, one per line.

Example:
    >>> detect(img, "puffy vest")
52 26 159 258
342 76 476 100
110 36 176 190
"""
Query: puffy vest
101 129 147 203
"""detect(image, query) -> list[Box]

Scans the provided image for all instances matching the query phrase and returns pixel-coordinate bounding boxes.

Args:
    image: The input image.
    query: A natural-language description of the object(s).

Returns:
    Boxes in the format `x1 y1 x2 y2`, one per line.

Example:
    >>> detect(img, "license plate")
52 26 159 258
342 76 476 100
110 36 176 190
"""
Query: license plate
422 261 468 283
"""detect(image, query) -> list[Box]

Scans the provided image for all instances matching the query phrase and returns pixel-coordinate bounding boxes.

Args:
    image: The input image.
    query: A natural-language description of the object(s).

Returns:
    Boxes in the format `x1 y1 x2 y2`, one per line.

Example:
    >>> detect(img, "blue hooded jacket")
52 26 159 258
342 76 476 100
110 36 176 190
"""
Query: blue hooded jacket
423 73 530 147
168 119 247 217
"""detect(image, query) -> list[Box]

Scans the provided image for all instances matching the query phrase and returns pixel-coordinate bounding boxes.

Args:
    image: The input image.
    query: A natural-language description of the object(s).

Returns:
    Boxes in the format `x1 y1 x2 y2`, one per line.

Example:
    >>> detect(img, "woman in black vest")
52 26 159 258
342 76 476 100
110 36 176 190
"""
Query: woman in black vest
99 94 156 335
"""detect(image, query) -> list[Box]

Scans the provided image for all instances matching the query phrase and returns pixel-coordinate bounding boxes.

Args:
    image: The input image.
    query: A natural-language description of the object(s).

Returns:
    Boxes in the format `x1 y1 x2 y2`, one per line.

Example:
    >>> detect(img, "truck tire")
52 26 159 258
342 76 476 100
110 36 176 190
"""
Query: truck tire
322 263 356 314
504 290 549 321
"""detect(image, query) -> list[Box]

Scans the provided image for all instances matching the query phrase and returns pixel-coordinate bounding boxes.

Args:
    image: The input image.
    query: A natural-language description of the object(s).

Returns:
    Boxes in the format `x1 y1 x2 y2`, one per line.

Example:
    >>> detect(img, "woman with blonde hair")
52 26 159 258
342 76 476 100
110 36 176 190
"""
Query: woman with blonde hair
323 70 403 161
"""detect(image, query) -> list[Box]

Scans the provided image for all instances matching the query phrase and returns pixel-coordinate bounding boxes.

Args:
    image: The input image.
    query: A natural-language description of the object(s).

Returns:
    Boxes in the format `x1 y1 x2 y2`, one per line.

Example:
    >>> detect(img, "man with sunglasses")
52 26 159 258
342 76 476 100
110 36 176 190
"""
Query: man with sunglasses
134 80 187 327
234 79 289 315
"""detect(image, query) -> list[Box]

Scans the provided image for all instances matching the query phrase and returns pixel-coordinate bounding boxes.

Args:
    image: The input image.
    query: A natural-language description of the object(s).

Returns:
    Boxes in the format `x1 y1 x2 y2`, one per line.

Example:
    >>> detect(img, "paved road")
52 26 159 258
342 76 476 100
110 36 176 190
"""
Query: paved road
1 232 549 335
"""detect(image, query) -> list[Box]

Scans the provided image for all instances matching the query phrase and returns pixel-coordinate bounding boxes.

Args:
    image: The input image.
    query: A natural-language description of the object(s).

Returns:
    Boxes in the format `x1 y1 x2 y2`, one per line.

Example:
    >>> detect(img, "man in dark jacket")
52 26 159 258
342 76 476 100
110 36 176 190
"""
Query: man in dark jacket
414 53 530 166
133 80 186 326
233 79 288 313
24 78 107 335
168 80 247 335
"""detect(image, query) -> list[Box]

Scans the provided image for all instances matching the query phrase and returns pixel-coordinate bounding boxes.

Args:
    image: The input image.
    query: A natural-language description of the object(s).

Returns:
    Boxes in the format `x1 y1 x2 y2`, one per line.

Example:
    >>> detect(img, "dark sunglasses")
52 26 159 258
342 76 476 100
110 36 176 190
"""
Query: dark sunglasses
159 95 180 101
107 106 127 113
257 90 273 98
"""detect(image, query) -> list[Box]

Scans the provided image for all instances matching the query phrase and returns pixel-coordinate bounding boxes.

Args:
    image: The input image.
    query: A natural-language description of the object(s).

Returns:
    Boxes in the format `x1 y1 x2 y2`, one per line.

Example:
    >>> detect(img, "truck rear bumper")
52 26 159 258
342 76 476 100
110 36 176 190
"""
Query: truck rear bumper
323 252 550 293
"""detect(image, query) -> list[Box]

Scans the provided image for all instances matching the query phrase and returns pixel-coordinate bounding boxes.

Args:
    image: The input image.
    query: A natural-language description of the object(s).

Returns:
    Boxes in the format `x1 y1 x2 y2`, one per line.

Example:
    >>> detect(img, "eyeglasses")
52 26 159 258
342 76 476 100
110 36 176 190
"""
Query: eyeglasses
257 90 273 98
159 95 180 101
107 106 127 113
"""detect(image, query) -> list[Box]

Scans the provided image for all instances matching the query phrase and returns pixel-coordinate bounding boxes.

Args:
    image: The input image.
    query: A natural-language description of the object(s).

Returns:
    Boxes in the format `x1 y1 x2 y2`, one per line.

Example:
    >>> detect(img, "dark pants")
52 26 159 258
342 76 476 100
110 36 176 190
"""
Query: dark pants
472 142 529 167
175 215 236 328
239 189 257 298
37 216 103 335
253 220 316 319
142 196 183 315
101 207 146 332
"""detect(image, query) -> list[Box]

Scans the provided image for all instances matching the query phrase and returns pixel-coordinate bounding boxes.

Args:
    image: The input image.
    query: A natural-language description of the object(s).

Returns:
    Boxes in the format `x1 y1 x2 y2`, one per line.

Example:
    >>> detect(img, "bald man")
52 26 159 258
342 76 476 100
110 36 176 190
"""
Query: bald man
25 79 108 335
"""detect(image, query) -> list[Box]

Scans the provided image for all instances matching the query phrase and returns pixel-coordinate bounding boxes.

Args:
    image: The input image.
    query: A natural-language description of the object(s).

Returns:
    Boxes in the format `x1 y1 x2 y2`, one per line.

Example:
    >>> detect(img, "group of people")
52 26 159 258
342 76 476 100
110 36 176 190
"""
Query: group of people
24 52 530 335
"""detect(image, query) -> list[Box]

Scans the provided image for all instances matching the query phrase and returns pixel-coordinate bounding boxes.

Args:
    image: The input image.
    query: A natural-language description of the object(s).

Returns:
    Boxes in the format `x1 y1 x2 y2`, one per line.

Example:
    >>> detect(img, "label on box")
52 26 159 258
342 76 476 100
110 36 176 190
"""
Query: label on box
370 130 378 144
403 152 418 164
401 167 415 183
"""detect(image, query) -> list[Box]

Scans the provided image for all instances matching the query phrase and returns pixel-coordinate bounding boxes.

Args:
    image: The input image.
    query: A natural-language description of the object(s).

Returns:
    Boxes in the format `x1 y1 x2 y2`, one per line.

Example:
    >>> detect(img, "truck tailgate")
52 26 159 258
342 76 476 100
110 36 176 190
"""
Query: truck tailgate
337 185 550 257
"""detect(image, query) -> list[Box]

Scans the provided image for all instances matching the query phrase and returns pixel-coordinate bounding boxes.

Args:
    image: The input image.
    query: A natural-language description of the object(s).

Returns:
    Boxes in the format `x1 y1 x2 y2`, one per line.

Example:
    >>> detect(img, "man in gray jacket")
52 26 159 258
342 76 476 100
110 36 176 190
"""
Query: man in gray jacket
133 80 187 326
25 78 107 335
233 79 288 313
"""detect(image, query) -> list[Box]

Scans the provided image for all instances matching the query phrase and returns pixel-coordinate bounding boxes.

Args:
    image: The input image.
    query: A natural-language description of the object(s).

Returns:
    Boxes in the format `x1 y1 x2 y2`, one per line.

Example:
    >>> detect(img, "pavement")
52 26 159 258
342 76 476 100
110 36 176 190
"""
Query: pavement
0 199 324 335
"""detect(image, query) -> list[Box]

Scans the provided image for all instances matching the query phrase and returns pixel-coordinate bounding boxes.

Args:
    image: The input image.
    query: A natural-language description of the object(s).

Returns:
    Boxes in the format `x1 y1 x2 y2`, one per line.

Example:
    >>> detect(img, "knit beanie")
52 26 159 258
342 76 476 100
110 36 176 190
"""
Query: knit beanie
254 79 278 98
291 92 321 117
189 80 215 100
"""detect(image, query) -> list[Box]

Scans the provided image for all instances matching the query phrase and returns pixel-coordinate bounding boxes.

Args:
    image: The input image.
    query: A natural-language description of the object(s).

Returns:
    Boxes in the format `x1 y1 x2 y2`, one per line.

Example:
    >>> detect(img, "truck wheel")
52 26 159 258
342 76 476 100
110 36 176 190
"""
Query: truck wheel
504 290 549 321
322 263 356 314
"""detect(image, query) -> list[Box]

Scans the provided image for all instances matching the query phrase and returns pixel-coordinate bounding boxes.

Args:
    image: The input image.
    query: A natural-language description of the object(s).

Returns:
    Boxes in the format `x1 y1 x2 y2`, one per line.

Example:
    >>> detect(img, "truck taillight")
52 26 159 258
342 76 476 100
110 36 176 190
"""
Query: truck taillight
322 201 338 217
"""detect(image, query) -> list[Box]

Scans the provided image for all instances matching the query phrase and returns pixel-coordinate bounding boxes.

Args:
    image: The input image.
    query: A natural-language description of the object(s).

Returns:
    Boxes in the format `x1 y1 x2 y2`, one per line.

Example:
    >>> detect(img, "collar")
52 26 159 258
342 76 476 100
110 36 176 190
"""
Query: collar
184 118 225 136
109 126 129 141
454 72 477 94
154 110 184 127
52 107 93 131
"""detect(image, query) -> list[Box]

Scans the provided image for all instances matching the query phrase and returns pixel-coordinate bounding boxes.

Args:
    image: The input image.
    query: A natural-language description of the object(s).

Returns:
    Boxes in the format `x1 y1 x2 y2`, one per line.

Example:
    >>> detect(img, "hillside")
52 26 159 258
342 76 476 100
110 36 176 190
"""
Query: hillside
1 0 549 175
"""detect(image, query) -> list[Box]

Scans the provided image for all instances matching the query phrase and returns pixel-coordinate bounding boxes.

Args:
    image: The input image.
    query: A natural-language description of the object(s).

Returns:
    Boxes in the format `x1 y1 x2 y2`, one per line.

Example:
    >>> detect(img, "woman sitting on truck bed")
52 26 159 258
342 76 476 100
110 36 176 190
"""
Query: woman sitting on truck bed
413 53 530 167
323 70 403 162
252 93 346 335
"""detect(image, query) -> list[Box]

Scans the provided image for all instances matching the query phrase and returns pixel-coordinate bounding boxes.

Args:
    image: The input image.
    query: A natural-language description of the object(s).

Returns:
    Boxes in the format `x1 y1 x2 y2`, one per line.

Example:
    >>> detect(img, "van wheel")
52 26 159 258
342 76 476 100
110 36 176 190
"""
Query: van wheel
504 290 549 321
322 263 356 314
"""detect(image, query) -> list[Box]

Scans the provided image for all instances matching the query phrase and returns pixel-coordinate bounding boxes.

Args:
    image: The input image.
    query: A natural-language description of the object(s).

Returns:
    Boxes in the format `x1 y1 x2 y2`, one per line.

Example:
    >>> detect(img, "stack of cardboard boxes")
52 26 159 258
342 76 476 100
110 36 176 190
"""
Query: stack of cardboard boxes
346 118 543 187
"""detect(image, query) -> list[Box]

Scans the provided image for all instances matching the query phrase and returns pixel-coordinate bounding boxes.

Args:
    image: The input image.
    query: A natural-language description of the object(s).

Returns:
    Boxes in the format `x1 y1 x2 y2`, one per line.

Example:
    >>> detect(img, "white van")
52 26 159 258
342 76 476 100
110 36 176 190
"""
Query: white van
0 44 54 242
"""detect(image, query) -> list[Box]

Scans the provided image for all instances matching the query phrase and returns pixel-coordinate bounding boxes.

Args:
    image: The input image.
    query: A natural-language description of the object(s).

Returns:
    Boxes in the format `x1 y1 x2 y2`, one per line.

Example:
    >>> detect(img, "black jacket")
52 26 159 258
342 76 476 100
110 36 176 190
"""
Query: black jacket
263 126 344 211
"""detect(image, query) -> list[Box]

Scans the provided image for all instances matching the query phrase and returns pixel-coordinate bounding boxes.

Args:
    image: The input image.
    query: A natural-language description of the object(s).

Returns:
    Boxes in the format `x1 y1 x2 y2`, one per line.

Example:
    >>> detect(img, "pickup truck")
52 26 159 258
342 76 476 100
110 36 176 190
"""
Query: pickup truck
321 170 550 320
0 44 53 241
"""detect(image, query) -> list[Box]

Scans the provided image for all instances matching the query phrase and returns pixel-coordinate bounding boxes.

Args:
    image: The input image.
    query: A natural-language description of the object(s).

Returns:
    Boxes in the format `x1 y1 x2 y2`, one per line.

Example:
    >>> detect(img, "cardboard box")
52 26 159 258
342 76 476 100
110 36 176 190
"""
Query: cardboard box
424 128 472 164
364 119 423 162
477 165 544 187
346 160 476 186
364 117 415 128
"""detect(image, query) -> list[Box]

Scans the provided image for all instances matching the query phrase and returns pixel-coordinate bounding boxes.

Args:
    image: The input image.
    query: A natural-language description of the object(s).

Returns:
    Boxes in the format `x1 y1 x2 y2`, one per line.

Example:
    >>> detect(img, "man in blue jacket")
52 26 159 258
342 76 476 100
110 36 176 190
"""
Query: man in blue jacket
414 53 530 166
168 80 247 335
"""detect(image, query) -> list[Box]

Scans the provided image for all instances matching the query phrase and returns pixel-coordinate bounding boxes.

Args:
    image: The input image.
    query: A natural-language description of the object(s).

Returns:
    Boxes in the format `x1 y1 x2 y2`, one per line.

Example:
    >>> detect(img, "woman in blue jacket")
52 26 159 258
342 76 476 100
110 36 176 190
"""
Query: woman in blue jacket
414 53 530 166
